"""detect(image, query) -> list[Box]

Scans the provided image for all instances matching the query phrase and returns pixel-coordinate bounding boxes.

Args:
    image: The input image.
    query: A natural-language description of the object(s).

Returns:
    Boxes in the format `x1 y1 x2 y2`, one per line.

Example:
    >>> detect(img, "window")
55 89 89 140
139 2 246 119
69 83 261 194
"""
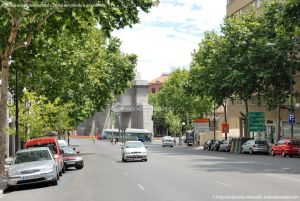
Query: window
151 88 155 93
227 0 232 5
255 0 263 8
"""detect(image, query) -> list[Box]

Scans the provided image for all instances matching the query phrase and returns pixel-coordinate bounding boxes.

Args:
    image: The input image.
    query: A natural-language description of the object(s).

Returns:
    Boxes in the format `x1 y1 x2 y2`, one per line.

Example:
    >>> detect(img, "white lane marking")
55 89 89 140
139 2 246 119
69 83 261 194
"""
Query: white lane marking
215 181 231 187
124 172 129 176
137 184 145 191
281 167 291 170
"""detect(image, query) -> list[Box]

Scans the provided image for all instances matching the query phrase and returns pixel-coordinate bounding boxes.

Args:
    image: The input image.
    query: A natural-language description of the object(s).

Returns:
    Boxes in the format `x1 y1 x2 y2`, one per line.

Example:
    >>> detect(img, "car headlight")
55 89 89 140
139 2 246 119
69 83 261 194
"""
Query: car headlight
41 164 54 172
75 156 82 160
8 169 19 176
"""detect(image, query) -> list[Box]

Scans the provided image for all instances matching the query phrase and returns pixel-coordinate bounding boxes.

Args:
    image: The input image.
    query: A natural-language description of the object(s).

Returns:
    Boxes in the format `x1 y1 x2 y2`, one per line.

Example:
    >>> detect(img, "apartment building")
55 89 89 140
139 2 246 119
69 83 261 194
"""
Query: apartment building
225 0 300 141
148 73 170 94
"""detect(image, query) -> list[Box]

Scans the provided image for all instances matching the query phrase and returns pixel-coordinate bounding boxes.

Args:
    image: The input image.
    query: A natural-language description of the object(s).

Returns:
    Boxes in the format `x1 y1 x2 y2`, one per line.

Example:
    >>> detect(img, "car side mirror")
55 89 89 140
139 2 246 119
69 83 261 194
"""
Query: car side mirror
76 151 80 154
5 157 13 165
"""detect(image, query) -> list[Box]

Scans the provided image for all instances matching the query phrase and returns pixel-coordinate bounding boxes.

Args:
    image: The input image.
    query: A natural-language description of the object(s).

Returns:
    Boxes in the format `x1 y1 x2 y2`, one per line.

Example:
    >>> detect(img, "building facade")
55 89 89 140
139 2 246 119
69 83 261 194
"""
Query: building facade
225 0 300 141
148 73 170 94
76 78 154 136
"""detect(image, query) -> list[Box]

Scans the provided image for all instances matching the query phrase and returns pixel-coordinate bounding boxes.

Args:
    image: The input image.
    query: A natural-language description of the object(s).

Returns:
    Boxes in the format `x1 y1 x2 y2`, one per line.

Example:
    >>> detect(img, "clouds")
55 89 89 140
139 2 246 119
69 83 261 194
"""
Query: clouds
112 0 226 81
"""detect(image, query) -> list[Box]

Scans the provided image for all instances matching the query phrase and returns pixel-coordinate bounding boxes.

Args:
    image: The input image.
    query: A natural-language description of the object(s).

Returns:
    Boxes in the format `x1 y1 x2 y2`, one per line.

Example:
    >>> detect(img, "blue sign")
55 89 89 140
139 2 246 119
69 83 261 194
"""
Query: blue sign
288 114 296 124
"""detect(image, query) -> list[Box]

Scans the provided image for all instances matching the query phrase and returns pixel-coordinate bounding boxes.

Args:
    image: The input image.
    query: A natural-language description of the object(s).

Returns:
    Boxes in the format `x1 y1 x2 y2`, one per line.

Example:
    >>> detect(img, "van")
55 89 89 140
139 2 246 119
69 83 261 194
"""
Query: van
25 137 65 176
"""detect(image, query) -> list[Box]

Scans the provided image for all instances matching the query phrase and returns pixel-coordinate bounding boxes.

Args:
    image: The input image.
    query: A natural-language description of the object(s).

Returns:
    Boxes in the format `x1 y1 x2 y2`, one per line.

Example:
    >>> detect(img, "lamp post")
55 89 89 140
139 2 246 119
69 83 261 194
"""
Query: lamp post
180 122 185 146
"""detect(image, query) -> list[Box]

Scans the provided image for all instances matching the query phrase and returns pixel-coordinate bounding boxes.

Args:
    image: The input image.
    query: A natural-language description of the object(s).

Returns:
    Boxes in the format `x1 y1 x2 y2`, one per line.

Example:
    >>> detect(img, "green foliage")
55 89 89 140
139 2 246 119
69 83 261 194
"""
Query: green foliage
8 90 73 140
9 26 136 125
165 112 181 136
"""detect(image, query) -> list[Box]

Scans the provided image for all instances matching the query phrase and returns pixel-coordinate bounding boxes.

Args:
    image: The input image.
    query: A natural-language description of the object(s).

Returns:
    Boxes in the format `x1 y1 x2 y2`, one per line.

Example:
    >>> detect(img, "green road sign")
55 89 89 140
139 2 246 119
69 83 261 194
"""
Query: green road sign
248 112 266 132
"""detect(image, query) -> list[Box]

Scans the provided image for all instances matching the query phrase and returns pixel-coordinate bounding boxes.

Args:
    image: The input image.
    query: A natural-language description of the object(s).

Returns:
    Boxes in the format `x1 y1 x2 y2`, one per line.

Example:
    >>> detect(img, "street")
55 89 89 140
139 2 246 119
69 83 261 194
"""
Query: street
1 139 300 201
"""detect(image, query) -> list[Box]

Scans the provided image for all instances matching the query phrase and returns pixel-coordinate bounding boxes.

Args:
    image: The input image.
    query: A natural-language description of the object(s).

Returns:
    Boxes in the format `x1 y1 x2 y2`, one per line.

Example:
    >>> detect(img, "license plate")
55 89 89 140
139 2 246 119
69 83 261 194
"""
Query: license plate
67 161 75 165
22 175 39 180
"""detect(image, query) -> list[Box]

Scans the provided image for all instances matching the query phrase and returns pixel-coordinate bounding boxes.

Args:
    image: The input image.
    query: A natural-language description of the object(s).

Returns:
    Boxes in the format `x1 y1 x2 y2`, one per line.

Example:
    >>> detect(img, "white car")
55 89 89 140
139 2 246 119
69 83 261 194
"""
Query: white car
121 141 148 162
6 147 59 188
162 137 175 147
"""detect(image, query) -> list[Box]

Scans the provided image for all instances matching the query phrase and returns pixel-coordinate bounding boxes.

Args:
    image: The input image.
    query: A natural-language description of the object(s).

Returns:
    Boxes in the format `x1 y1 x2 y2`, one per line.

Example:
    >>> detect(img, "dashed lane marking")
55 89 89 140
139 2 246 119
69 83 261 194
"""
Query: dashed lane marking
215 180 231 187
137 184 145 191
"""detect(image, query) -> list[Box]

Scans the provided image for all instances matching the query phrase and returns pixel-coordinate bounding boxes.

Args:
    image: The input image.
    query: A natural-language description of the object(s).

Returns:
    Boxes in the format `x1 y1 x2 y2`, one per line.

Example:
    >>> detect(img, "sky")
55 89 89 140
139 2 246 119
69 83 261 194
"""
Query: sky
112 0 227 82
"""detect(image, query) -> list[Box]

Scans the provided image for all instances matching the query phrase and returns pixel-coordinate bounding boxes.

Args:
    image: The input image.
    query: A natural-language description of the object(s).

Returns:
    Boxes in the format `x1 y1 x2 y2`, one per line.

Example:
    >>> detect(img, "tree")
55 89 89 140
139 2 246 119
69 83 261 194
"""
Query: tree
0 0 158 176
154 68 211 144
189 32 234 139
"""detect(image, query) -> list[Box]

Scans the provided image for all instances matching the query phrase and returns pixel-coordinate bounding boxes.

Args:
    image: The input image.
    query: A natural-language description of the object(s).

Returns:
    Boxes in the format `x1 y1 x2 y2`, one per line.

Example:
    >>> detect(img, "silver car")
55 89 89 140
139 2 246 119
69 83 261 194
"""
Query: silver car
6 147 59 188
162 137 175 147
121 141 148 162
241 140 269 154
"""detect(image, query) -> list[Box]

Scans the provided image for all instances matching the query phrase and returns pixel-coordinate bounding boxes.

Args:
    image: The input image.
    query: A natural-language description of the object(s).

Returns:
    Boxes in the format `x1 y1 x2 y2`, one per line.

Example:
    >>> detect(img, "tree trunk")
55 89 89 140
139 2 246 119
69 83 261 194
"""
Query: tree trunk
244 99 249 138
223 102 228 140
0 57 10 176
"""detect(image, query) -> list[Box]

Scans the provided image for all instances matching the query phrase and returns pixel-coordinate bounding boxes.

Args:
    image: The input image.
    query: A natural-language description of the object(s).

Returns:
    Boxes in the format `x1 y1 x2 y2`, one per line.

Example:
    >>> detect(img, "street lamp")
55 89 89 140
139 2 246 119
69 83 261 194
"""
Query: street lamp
180 122 185 146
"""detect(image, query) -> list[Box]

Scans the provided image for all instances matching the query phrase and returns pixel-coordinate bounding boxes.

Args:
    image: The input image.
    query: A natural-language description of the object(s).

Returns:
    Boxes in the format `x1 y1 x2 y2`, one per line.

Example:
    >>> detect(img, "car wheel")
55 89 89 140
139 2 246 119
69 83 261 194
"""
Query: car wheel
52 176 58 186
271 150 275 156
281 150 286 157
144 159 148 162
76 164 83 169
62 165 65 173
249 149 253 155
59 169 63 176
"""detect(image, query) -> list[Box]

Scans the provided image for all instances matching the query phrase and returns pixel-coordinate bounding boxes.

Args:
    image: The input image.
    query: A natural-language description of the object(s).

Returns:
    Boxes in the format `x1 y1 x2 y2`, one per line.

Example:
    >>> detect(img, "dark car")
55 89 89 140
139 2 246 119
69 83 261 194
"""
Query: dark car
61 146 84 169
219 140 232 152
203 139 215 151
211 140 223 151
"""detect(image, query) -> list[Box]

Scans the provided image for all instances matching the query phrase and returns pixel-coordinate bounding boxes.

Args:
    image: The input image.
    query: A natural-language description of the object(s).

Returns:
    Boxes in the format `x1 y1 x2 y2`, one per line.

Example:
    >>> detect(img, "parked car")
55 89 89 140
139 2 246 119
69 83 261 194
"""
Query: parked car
271 139 300 157
6 147 59 188
61 146 84 170
219 140 232 152
241 140 269 154
162 137 175 147
203 140 215 151
25 137 65 176
121 141 148 162
211 140 223 151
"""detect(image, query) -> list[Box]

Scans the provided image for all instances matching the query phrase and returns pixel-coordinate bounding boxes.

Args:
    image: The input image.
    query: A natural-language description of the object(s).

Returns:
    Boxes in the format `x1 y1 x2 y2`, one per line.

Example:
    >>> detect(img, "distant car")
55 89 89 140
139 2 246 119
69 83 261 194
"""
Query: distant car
211 140 223 151
61 146 84 169
241 140 269 154
271 139 300 157
219 140 232 152
97 134 102 140
203 140 215 151
58 140 68 147
25 137 65 176
184 134 194 146
162 137 175 147
121 141 148 162
6 147 59 188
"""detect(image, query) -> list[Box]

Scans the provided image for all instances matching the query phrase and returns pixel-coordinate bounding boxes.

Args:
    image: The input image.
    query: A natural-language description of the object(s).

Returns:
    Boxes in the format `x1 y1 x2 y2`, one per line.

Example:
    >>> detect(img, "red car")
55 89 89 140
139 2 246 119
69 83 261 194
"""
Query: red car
97 134 102 140
271 139 300 157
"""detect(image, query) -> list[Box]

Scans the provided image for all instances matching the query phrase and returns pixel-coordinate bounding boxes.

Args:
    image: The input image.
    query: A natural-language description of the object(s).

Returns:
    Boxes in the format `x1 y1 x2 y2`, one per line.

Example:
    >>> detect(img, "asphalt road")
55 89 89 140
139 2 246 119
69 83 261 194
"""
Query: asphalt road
1 139 300 201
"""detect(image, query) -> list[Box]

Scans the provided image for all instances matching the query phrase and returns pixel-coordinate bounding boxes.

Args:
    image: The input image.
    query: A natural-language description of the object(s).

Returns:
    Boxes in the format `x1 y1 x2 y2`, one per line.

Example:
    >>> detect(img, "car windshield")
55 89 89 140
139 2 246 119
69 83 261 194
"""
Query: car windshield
14 150 52 164
61 146 76 154
27 142 58 154
126 142 144 148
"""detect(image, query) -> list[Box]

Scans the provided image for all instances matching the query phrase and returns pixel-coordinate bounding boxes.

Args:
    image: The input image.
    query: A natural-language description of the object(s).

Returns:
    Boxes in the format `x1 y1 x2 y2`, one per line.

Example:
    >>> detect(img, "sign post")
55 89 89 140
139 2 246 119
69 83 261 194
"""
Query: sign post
248 112 266 133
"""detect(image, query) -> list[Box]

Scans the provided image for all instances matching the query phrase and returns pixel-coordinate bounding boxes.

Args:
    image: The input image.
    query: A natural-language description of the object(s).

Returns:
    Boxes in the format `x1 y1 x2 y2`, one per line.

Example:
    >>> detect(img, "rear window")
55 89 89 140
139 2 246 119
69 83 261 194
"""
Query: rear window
27 142 58 154
255 141 267 145
289 140 300 145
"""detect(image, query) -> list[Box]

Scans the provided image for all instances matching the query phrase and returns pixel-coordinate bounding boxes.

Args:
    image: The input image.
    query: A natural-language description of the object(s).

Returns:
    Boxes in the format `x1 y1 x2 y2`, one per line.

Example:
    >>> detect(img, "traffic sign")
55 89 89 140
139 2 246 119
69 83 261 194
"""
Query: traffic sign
248 112 265 132
288 114 296 124
221 123 229 133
